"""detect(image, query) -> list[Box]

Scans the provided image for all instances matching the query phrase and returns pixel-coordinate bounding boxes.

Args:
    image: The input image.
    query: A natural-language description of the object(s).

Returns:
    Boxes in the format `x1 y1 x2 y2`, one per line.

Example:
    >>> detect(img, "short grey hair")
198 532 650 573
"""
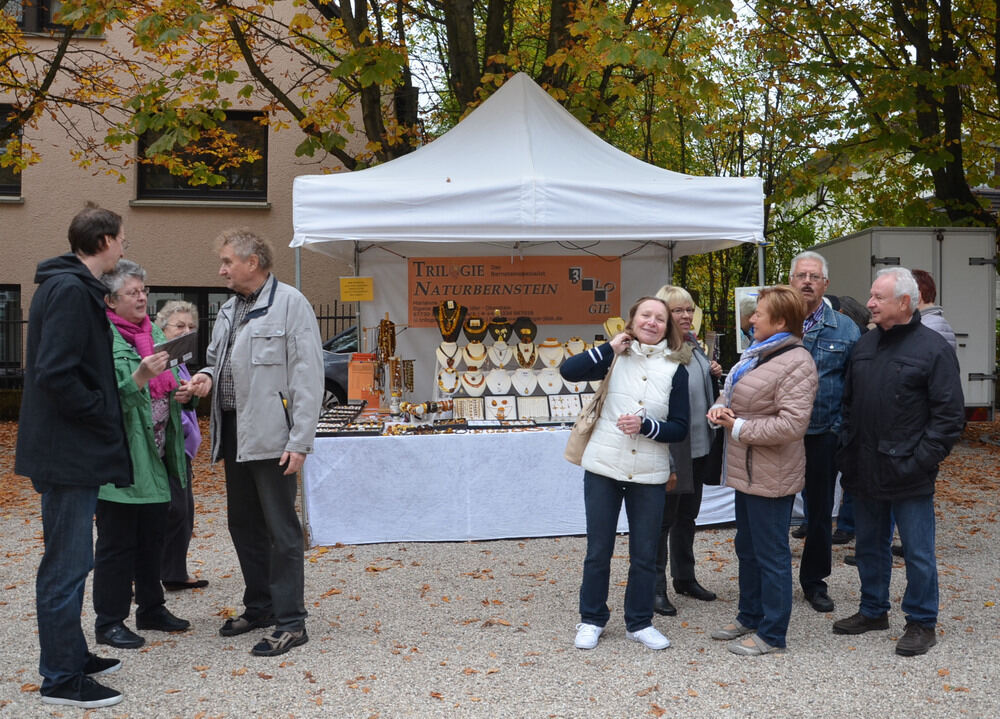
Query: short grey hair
101 259 146 297
155 299 199 328
789 251 829 280
215 227 273 271
876 267 919 306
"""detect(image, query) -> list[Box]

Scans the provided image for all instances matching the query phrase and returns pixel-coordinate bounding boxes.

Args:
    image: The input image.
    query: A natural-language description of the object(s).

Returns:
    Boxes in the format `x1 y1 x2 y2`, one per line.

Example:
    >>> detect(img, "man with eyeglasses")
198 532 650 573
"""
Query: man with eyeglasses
788 251 860 615
16 205 132 709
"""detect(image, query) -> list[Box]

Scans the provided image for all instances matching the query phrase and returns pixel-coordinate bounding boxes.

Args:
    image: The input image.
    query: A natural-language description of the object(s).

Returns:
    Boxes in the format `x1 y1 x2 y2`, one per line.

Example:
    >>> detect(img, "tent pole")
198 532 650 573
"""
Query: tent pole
666 243 674 283
295 246 302 291
757 243 765 286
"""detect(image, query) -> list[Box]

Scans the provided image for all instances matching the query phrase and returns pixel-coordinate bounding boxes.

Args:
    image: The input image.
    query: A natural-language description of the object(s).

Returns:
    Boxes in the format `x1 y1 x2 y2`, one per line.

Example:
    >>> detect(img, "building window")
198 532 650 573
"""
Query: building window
0 286 22 386
137 111 268 202
3 0 65 32
0 105 20 196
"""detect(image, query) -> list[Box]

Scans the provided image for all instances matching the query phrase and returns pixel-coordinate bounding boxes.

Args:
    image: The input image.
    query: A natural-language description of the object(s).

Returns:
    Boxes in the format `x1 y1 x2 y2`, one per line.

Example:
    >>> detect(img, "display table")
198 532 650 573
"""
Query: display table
303 429 736 546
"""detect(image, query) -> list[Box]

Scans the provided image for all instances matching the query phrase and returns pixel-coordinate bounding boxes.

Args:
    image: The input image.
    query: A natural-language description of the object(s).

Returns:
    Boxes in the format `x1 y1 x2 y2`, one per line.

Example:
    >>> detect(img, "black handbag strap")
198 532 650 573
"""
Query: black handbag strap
754 343 797 368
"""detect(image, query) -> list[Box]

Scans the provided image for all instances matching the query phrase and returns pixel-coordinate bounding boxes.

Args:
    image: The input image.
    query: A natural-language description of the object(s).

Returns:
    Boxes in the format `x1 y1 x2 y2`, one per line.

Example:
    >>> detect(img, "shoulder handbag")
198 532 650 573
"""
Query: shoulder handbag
564 356 617 466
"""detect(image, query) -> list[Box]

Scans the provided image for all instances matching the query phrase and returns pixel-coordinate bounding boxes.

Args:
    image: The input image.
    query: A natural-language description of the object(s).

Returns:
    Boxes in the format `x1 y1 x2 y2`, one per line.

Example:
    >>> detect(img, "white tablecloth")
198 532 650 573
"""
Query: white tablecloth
303 429 736 546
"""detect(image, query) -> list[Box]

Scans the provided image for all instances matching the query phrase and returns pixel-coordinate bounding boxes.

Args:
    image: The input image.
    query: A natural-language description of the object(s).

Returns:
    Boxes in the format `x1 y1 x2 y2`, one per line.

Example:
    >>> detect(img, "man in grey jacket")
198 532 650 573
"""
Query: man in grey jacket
189 228 323 657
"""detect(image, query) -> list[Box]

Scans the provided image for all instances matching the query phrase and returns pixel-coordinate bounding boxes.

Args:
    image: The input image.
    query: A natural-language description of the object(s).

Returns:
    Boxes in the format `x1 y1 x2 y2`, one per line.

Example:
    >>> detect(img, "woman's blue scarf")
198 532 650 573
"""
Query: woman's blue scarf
721 332 791 407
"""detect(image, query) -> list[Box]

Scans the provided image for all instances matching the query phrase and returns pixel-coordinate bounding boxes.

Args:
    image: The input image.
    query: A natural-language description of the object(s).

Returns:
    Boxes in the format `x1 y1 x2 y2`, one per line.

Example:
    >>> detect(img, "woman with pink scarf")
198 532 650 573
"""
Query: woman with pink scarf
92 260 192 650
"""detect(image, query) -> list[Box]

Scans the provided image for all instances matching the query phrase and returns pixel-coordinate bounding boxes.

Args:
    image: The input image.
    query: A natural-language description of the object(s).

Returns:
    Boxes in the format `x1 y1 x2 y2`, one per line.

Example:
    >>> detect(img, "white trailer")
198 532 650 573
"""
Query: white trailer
809 226 997 420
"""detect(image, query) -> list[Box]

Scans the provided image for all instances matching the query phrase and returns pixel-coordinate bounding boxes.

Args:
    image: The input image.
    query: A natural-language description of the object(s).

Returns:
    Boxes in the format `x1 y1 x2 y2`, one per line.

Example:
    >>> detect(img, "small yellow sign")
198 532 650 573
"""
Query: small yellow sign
340 276 374 302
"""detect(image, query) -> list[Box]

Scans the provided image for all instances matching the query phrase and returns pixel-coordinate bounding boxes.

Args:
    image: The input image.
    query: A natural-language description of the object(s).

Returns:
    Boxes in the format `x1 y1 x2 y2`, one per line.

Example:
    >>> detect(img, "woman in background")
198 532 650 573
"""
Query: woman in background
155 300 207 591
652 285 722 615
707 286 817 656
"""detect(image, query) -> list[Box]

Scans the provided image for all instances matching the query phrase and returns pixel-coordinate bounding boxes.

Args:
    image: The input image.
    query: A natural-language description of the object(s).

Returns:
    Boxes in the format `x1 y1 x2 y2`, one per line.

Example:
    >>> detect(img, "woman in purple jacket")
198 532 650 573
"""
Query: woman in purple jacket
155 301 207 591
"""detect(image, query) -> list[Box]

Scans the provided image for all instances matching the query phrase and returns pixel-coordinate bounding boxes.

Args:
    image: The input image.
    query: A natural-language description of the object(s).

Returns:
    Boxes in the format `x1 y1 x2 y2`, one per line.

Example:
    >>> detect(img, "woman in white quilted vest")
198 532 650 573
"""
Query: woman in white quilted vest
707 286 818 656
561 297 691 652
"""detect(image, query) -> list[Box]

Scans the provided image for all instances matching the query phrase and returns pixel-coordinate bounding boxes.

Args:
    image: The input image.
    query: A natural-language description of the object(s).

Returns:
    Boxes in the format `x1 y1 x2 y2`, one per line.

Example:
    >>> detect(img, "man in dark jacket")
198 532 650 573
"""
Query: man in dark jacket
15 206 133 709
832 267 964 657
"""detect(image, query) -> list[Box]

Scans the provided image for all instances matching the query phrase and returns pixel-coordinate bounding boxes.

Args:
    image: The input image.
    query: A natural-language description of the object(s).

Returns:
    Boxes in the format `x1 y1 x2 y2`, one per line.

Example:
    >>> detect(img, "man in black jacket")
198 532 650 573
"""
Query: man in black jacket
15 206 135 708
832 267 964 656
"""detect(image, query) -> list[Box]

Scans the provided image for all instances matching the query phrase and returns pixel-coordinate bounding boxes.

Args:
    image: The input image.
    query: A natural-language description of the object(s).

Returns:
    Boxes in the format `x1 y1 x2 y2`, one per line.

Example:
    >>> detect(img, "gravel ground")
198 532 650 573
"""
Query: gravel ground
1 420 998 718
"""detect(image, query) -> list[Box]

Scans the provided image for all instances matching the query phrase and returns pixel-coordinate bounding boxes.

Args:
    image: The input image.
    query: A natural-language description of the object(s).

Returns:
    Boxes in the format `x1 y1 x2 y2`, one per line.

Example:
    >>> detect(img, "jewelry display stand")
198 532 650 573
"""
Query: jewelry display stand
487 341 512 367
536 338 564 368
426 304 603 420
485 368 512 394
537 367 564 395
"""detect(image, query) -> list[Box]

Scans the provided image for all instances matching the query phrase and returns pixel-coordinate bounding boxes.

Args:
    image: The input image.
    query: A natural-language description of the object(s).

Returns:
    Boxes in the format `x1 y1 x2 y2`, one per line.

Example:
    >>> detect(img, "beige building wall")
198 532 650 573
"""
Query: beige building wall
2 13 361 338
3 111 351 310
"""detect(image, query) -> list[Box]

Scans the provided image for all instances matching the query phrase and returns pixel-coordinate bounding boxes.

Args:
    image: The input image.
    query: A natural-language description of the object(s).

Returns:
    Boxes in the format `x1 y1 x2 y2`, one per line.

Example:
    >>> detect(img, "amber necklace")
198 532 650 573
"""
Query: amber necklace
462 342 487 367
437 342 460 368
515 342 537 369
437 368 460 394
437 302 462 338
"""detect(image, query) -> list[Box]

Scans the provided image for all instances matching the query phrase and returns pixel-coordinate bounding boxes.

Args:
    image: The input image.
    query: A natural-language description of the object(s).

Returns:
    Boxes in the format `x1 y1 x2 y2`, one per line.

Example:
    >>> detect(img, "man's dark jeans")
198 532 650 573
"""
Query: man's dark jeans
800 432 838 596
36 483 99 691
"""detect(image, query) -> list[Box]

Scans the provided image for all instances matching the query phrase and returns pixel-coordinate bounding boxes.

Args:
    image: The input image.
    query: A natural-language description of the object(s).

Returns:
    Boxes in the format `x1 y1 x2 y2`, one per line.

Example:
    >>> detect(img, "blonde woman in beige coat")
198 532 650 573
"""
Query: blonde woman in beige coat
707 286 818 656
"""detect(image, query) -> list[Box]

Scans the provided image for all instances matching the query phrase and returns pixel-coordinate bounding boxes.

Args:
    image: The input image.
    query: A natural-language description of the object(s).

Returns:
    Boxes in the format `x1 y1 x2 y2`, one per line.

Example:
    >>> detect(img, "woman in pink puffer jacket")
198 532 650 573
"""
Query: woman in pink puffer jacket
707 286 818 656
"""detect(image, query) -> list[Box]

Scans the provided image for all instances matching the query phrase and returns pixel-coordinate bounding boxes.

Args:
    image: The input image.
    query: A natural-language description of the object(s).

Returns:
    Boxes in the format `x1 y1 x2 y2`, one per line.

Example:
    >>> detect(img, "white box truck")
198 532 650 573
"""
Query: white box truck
809 226 997 420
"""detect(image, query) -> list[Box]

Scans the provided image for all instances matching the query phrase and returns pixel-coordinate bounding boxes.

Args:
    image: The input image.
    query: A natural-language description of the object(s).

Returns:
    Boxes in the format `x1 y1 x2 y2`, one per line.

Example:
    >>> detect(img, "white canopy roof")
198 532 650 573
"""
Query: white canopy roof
292 72 763 259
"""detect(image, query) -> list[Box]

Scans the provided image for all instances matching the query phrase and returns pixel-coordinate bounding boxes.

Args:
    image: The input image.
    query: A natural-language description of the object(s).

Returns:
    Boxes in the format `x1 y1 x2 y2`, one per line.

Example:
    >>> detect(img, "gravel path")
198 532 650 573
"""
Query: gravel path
1 421 998 718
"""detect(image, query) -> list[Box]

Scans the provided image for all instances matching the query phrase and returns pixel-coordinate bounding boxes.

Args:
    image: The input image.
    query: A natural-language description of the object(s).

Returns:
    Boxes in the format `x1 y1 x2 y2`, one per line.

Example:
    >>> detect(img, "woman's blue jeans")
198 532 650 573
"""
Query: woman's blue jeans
734 490 795 648
579 471 665 632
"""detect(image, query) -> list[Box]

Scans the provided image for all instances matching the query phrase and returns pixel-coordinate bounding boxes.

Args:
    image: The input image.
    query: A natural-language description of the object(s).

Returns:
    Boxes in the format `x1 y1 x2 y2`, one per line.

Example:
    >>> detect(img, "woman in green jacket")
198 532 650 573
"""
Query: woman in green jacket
92 260 192 649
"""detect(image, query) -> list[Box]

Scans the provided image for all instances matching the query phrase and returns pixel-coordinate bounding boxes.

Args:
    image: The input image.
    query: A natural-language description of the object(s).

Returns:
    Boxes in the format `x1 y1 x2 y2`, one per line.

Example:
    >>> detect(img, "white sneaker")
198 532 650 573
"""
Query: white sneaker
626 626 671 650
574 623 603 649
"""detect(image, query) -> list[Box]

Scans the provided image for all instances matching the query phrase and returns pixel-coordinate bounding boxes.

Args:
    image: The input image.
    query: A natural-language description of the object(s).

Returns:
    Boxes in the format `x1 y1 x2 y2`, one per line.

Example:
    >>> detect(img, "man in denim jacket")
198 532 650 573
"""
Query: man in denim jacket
789 251 860 614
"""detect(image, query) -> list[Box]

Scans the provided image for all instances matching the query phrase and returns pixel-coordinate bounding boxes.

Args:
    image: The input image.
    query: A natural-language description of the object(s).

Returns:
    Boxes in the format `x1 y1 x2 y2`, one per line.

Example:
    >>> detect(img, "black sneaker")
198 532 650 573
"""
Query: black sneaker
83 652 122 677
832 611 889 635
791 524 808 539
895 622 937 656
40 675 123 709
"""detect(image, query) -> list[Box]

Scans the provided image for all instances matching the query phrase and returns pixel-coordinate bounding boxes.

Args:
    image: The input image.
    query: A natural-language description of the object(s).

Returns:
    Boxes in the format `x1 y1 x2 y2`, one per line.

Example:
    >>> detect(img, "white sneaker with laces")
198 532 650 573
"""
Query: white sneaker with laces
574 623 603 649
626 626 671 650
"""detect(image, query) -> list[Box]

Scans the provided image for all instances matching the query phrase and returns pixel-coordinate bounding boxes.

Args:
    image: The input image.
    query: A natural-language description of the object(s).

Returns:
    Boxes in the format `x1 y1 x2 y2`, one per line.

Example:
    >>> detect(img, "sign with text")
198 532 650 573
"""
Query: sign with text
408 256 621 327
340 276 374 302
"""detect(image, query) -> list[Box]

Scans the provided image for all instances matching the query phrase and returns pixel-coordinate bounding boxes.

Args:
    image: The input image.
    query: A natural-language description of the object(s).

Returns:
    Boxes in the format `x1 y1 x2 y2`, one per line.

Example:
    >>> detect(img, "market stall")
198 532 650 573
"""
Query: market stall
292 72 763 545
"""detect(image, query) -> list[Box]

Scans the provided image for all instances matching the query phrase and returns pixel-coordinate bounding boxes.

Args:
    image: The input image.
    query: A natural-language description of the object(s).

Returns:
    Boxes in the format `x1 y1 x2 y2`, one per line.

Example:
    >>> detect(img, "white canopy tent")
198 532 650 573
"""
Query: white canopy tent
292 72 764 259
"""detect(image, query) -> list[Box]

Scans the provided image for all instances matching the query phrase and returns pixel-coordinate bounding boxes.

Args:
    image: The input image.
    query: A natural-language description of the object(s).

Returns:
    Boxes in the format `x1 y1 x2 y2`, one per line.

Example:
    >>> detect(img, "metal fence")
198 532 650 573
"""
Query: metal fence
0 300 357 390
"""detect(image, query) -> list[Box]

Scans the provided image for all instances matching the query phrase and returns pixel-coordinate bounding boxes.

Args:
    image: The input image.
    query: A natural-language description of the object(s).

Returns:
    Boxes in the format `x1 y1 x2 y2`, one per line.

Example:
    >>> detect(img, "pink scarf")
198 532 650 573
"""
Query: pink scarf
106 309 178 399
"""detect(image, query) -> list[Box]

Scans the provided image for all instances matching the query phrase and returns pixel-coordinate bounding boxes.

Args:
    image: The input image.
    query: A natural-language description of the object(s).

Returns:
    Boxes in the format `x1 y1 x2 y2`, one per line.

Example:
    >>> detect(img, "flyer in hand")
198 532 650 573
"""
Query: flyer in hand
153 331 198 368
